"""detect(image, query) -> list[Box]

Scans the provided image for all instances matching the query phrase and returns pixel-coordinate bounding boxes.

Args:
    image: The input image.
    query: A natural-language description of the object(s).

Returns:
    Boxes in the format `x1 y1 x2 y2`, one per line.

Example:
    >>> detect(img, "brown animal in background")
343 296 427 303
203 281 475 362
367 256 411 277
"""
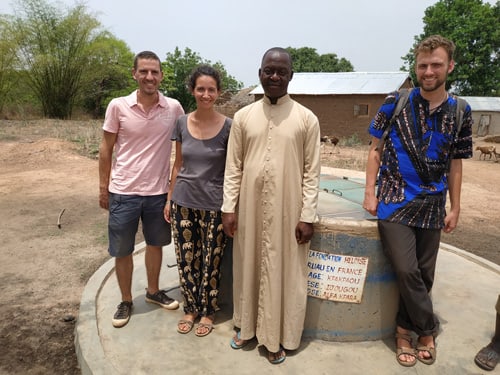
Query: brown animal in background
320 135 339 146
475 145 497 160
494 150 500 163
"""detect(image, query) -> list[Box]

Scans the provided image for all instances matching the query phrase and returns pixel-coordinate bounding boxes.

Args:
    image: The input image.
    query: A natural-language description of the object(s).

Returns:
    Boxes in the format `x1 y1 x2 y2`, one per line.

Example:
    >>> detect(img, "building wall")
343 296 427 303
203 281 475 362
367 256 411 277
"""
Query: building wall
471 111 500 136
254 94 392 144
224 86 500 143
292 94 387 144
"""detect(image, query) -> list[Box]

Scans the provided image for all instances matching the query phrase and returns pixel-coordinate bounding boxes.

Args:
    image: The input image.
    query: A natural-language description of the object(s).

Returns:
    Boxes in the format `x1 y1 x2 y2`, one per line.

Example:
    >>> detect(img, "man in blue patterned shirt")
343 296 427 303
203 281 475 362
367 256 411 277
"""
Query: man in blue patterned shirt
363 35 473 367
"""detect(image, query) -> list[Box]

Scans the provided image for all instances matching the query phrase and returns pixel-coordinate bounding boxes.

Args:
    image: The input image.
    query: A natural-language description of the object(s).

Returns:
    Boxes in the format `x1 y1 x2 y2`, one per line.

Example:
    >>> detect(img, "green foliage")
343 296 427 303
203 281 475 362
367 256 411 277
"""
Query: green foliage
0 15 21 113
339 133 362 147
2 69 42 118
402 0 499 96
161 47 243 112
1 0 136 119
12 0 102 118
286 47 354 73
80 32 135 118
1 2 245 118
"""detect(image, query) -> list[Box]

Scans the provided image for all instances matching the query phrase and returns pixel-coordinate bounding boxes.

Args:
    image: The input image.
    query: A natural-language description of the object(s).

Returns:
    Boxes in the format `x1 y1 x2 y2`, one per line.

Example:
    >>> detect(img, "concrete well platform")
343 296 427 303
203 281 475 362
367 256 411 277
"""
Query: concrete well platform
75 168 500 374
75 241 500 375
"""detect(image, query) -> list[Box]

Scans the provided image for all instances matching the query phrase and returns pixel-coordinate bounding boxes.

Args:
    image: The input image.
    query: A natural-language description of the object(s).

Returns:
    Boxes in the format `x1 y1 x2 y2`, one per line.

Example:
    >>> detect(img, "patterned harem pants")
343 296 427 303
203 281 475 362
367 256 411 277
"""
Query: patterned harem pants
171 202 226 317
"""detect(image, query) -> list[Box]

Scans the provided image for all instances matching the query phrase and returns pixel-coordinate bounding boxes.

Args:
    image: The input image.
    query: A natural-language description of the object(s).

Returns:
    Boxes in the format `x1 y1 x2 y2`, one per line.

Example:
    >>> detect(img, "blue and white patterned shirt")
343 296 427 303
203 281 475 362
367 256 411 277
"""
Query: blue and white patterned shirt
368 87 473 229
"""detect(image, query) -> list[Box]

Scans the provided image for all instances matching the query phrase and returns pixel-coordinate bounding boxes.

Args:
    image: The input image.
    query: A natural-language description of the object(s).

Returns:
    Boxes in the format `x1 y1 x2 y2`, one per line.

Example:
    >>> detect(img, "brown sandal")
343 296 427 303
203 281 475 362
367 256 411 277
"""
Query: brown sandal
395 332 417 367
195 316 214 337
195 322 213 337
475 343 499 371
417 336 437 365
177 319 194 334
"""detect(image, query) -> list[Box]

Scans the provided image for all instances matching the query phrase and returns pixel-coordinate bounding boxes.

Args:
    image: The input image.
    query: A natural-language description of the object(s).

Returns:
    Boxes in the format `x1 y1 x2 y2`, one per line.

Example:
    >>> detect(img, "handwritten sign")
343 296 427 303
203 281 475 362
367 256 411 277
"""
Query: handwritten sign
307 249 369 303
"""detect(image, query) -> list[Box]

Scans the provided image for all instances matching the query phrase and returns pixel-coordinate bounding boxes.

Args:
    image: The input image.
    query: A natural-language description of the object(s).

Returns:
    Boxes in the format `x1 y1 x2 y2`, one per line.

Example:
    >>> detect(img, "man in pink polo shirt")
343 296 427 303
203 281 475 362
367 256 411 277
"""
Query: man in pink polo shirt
99 51 184 328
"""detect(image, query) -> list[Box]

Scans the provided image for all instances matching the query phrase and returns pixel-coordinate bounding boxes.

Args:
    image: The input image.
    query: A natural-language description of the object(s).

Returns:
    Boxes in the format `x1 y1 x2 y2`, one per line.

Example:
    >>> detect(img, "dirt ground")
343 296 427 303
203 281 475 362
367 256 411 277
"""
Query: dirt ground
0 120 499 374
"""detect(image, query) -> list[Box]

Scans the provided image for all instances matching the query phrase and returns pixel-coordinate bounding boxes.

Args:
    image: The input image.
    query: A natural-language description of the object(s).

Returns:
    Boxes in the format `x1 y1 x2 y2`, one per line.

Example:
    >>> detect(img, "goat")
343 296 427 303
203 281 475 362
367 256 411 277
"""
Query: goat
494 150 500 163
320 135 339 146
475 145 497 160
320 135 340 155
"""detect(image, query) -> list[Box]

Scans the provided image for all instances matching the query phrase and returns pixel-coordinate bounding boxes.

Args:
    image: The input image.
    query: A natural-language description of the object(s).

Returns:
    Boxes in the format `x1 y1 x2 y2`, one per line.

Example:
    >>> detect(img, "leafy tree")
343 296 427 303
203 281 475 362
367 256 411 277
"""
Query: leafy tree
80 33 135 118
161 47 243 112
12 0 105 118
402 0 499 96
0 15 21 113
286 47 354 72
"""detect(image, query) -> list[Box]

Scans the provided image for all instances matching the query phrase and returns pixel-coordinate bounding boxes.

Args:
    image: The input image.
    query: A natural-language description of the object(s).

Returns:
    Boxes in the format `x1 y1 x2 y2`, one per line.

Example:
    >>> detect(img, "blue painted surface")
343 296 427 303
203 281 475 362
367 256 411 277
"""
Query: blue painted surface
319 175 366 205
304 179 398 342
302 326 395 341
318 175 377 220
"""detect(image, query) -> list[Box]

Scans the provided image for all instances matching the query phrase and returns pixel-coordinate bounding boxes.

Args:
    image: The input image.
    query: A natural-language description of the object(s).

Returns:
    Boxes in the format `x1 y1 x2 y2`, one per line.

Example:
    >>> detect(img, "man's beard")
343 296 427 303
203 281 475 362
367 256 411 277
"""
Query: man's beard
418 74 447 93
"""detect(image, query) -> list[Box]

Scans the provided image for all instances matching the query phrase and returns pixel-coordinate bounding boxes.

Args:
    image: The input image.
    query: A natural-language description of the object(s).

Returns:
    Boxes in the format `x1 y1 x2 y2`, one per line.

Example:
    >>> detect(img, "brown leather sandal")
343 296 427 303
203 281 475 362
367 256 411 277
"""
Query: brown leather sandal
395 332 417 367
475 343 499 371
417 336 437 365
177 319 194 334
195 316 214 337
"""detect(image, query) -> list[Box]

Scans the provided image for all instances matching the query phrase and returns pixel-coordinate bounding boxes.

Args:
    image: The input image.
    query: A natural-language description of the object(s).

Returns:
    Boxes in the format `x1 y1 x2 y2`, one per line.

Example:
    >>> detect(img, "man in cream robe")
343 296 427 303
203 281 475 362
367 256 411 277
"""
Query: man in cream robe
222 47 320 362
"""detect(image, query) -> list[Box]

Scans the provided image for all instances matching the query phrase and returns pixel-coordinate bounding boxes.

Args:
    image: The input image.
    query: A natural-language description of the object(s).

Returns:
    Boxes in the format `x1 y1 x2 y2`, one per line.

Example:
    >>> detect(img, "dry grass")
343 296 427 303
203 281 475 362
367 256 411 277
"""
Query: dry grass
0 119 102 159
484 135 500 143
320 143 368 171
0 120 374 170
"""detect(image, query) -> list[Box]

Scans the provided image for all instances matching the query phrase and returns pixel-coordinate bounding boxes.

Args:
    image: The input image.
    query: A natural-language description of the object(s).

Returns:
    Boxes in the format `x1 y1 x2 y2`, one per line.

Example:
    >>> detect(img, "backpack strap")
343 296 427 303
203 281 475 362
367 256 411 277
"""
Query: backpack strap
454 95 467 135
375 88 412 152
446 95 468 173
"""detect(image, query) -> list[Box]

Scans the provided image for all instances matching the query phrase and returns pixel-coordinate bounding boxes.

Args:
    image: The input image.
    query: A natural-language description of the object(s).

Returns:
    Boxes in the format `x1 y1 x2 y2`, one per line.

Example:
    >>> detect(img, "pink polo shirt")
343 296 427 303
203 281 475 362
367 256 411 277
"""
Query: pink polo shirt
103 90 184 196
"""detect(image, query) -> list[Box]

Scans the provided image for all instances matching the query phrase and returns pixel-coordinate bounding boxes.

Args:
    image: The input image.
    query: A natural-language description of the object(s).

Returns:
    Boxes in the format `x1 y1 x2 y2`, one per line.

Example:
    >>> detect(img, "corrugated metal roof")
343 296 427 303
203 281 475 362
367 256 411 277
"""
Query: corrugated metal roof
460 96 500 112
250 72 411 95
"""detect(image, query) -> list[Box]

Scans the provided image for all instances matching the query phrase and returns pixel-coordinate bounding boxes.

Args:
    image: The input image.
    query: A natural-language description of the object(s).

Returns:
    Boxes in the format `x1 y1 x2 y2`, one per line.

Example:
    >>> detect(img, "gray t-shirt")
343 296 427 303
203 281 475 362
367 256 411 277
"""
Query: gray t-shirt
170 115 232 211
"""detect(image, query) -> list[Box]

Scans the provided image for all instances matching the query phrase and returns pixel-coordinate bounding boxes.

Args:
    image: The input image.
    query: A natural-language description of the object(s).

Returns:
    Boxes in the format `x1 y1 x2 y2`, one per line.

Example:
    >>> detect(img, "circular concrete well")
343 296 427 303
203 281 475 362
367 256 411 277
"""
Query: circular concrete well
219 171 399 342
302 175 398 342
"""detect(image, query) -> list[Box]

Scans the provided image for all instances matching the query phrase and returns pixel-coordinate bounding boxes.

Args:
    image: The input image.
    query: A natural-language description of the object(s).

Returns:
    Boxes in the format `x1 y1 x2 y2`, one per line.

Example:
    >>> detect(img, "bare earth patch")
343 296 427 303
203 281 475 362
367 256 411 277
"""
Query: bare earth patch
0 132 109 374
0 120 499 374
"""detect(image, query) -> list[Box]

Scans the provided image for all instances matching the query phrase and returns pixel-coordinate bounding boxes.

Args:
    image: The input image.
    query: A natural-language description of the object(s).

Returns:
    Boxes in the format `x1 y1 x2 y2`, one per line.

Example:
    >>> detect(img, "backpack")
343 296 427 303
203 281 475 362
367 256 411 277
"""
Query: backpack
375 88 467 152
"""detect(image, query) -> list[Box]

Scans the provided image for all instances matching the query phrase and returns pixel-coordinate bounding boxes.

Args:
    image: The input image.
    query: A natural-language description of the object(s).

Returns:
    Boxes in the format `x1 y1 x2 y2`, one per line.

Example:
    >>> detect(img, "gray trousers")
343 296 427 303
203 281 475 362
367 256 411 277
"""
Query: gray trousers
378 220 441 337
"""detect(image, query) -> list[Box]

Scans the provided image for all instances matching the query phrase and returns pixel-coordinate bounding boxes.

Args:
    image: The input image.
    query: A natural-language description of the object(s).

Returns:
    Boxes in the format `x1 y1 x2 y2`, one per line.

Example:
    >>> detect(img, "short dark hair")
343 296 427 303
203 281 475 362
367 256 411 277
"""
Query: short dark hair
414 35 456 62
261 47 293 69
187 65 222 91
133 51 161 71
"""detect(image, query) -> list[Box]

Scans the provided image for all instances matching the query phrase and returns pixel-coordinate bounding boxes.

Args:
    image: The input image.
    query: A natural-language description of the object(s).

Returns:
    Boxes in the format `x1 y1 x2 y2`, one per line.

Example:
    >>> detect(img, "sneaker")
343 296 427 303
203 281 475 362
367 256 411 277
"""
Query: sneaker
112 301 133 328
145 290 179 310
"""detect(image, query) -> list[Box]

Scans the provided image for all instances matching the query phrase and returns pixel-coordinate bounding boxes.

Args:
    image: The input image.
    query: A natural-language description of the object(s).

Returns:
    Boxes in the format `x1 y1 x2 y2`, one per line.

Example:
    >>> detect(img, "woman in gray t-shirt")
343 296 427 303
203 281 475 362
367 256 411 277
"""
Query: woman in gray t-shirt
165 65 231 337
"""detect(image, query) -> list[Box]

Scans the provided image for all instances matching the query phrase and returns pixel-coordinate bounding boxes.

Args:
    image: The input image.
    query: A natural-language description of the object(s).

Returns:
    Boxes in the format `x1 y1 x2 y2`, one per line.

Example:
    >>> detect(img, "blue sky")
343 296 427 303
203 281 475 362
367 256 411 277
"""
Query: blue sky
0 0 495 87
